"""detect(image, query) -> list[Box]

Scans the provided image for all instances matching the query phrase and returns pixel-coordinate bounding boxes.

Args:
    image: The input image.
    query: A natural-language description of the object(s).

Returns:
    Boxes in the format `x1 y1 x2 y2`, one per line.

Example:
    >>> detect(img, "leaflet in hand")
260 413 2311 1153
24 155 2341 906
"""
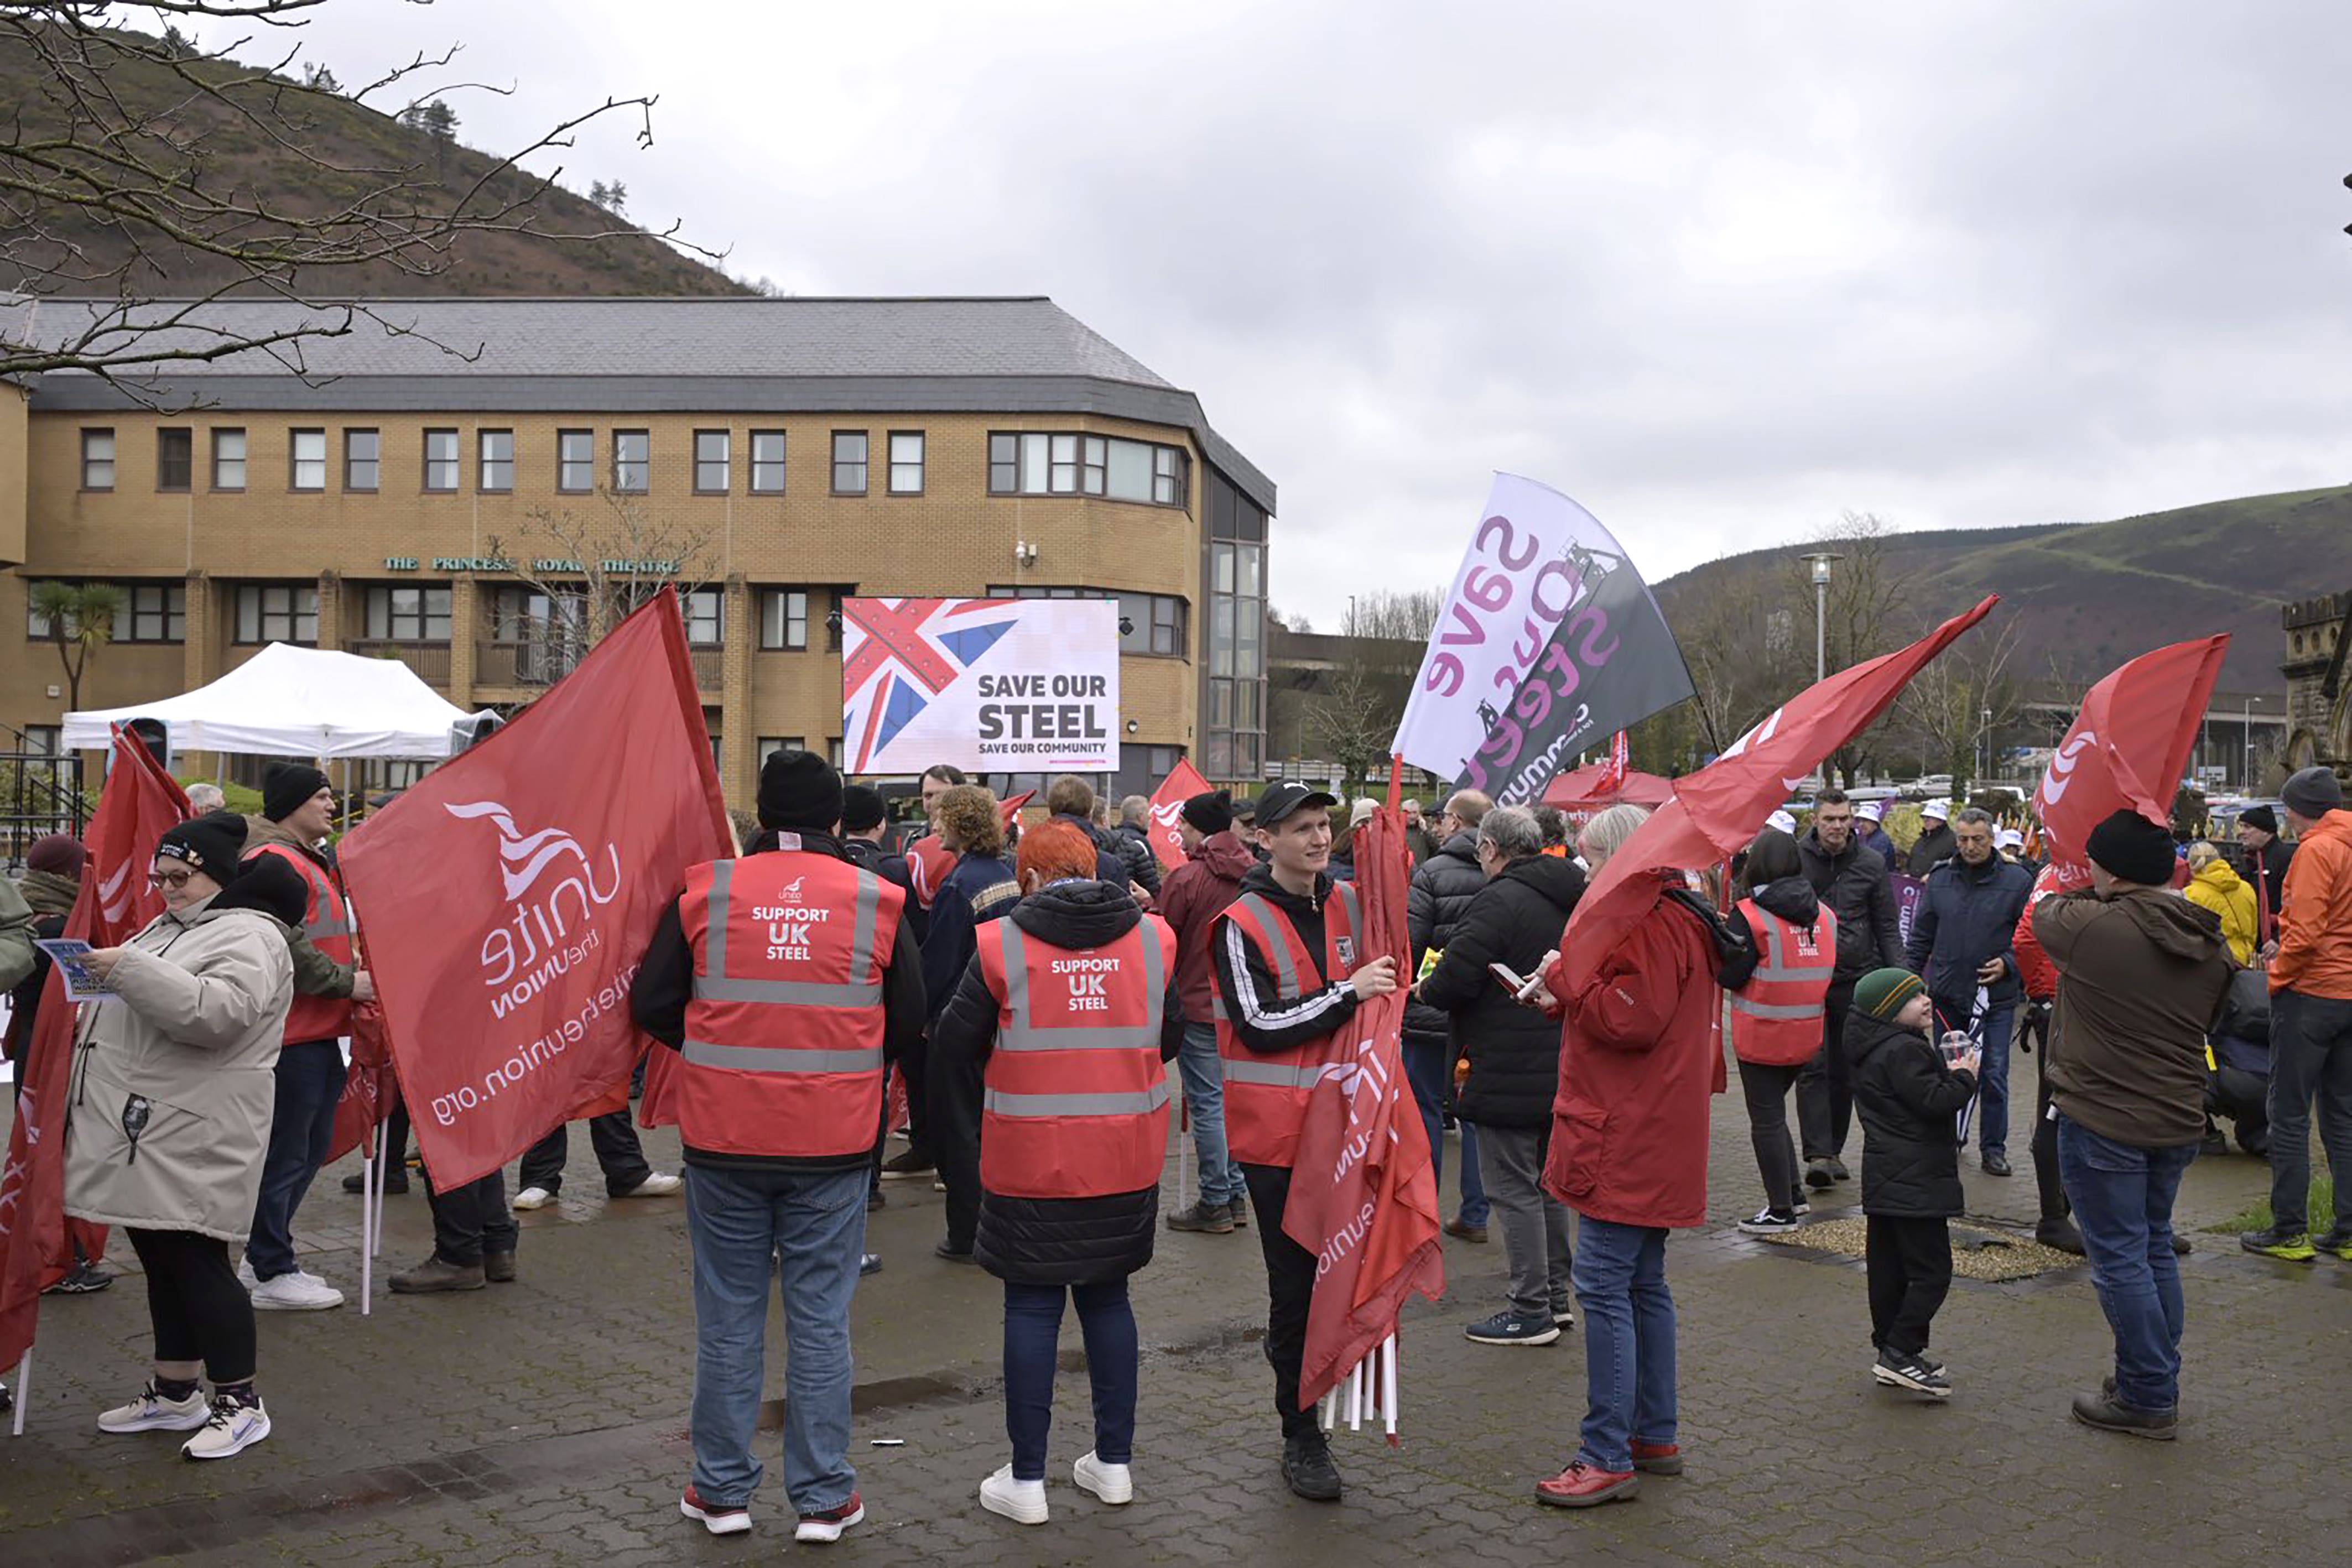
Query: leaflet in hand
33 937 117 1002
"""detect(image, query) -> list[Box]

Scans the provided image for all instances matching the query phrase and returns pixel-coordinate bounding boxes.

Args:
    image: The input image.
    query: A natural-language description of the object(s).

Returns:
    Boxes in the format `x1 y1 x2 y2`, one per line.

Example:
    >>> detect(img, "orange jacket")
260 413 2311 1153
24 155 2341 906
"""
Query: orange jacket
2273 809 2352 1000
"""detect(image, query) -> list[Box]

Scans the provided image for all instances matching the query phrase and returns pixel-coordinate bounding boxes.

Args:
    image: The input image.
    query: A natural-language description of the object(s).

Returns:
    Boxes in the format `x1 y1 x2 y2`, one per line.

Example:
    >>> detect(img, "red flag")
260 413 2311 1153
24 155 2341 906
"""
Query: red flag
1 728 188 1368
1144 759 1213 871
2031 636 2229 895
1568 598 1998 986
324 1002 397 1165
1280 798 1445 1422
1595 731 1631 795
339 592 732 1189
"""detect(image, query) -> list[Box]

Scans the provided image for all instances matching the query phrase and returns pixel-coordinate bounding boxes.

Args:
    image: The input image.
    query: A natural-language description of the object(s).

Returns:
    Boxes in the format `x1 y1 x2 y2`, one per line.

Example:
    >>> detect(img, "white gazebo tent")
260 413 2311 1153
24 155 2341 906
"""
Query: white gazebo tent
61 642 494 758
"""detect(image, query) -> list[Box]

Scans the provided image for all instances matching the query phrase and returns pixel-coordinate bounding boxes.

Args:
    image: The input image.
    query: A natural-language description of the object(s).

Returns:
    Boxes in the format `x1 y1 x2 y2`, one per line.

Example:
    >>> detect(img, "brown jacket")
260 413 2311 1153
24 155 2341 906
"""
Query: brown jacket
2034 887 2233 1148
2272 809 2352 1001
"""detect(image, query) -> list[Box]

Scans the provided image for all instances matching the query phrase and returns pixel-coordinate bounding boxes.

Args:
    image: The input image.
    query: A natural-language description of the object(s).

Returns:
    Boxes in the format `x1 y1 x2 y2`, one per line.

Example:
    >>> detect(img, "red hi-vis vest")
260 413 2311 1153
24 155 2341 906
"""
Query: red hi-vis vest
1214 882 1361 1168
974 915 1177 1199
247 842 355 1044
675 847 903 1160
1728 898 1838 1067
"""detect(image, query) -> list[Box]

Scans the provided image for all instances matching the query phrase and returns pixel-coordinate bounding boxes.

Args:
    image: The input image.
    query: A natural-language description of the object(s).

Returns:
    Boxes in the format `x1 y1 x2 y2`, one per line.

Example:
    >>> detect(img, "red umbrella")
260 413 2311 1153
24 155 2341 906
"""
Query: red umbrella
1541 763 1677 811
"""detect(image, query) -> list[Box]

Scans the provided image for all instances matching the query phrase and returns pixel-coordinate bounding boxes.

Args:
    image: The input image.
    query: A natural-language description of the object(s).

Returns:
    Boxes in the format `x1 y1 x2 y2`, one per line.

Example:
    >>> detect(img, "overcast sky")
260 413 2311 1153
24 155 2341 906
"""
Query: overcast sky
201 1 2352 626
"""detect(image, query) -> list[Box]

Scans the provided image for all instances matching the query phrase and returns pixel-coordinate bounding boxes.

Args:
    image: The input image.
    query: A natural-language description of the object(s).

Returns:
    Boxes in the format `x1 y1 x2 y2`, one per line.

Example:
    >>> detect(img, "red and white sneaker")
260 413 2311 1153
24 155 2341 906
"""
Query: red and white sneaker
679 1484 751 1535
1534 1460 1639 1508
795 1491 865 1543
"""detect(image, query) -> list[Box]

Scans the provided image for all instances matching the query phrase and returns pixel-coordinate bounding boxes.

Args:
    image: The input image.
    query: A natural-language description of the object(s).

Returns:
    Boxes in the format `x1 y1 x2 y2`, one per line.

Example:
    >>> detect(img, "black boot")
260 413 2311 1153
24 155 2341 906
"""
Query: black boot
1282 1430 1343 1501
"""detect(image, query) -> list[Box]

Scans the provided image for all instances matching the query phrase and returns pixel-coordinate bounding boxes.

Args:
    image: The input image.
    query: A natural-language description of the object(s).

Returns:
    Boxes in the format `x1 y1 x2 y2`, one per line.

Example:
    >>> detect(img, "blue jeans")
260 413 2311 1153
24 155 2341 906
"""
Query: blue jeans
1570 1214 1675 1473
1004 1279 1137 1481
246 1039 347 1281
2267 990 2352 1236
2056 1116 2194 1413
1176 1022 1243 1206
685 1163 867 1513
1403 1037 1488 1226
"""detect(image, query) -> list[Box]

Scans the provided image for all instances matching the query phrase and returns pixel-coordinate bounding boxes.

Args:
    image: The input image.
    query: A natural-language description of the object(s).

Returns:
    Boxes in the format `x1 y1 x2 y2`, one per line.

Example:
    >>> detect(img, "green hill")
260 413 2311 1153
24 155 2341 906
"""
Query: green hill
1655 486 2352 692
0 25 745 300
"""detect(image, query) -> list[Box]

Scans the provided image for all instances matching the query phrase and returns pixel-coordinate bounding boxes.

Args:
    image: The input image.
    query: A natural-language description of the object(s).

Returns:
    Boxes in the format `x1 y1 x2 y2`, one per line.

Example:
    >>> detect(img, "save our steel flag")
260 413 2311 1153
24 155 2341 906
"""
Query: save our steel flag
1 728 188 1372
2032 636 2230 893
1281 795 1445 1426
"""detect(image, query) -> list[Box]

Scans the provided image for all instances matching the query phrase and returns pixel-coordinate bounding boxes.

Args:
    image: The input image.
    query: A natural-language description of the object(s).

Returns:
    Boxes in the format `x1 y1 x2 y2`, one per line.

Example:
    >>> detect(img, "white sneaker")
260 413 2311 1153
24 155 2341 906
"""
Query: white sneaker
511 1185 556 1211
98 1381 211 1434
181 1392 271 1460
980 1465 1049 1525
236 1257 258 1290
1073 1450 1133 1505
250 1271 344 1310
617 1172 682 1199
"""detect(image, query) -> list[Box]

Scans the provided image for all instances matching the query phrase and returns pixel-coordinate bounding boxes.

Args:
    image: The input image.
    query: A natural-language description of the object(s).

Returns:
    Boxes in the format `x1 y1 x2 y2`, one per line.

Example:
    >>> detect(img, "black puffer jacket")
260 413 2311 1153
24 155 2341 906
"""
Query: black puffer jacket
929 879 1184 1285
1054 812 1136 893
1111 821 1163 897
1416 853 1585 1128
1794 829 1903 985
1848 1009 1977 1218
1405 830 1487 1046
1907 822 1958 877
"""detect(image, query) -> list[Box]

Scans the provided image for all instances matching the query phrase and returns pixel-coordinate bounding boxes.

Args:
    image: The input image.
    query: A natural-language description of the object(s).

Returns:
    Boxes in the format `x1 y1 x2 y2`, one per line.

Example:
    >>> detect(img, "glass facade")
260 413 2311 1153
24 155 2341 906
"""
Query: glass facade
1202 472 1268 781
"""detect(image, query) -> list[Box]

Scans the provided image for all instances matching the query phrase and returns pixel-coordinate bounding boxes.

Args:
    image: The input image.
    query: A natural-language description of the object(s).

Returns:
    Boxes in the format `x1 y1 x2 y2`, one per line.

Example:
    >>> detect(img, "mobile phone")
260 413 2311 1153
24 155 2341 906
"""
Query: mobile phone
1489 961 1528 996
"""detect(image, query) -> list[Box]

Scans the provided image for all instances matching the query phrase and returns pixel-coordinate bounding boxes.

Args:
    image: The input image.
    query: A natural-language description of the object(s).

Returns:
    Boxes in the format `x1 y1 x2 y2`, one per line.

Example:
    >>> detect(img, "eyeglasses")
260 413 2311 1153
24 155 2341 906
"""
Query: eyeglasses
148 868 196 889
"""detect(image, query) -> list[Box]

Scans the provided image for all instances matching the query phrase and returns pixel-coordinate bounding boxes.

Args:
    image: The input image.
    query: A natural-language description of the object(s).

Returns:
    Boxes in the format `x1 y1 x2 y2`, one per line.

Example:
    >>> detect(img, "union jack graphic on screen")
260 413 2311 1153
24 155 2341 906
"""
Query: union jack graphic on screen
842 598 1022 772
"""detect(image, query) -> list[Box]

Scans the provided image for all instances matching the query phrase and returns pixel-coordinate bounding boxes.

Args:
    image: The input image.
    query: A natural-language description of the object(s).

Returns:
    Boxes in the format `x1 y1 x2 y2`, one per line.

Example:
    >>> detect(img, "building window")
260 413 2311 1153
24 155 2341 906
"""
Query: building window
683 588 723 645
119 583 187 643
81 428 116 490
987 585 1187 658
156 428 192 492
235 584 320 645
831 431 867 495
423 428 460 492
987 431 1187 506
290 429 328 491
750 429 786 493
887 431 924 494
695 430 730 493
828 738 845 769
23 724 60 757
345 429 380 492
363 585 454 643
758 736 808 764
212 428 247 490
759 589 809 650
478 429 514 492
614 429 650 493
558 429 594 492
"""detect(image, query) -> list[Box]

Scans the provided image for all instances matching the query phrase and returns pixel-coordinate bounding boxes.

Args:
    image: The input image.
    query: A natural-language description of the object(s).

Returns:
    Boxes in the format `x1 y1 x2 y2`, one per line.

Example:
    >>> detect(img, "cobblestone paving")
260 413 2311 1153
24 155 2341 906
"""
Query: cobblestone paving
5 1049 2347 1565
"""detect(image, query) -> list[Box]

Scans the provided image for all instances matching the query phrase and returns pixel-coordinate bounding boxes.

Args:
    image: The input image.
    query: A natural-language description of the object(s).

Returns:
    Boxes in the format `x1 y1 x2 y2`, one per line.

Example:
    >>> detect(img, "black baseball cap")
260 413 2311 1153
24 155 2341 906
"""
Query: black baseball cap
1253 782 1339 829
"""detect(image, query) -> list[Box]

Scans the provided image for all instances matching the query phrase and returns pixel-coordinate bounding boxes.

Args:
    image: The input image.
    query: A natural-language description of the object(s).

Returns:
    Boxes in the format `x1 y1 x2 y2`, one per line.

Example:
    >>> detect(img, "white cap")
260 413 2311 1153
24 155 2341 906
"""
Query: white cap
1997 828 2024 850
1922 798 1952 821
1767 810 1797 835
1855 800 1883 822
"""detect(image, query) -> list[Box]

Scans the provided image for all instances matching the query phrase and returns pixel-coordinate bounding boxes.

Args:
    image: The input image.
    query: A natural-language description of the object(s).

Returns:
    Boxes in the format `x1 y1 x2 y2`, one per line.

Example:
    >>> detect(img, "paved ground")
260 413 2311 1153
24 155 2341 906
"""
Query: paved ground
4 1046 2347 1567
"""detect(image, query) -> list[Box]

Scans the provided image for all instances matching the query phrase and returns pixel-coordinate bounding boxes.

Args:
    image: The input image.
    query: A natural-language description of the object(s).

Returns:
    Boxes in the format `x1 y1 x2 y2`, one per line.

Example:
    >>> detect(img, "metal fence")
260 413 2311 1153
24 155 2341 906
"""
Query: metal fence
0 732 89 872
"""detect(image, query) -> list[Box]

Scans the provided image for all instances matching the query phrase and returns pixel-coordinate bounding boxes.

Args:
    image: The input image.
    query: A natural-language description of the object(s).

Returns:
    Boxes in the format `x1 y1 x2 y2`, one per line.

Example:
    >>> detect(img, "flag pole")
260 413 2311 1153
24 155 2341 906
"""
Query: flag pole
358 1124 377 1317
11 1349 28 1436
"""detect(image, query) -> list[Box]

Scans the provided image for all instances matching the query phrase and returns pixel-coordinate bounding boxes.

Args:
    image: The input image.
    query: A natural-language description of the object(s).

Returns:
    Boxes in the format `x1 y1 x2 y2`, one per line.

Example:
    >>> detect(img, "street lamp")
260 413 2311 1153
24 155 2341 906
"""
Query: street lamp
1979 705 1992 786
1800 553 1843 684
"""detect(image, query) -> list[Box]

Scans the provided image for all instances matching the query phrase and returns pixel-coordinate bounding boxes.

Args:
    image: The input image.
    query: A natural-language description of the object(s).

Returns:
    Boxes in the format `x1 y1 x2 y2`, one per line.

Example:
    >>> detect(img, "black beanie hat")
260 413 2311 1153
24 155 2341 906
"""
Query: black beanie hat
1182 789 1233 834
840 783 887 835
758 749 844 831
2282 766 2345 820
262 762 330 823
2086 809 2176 887
156 810 248 884
227 851 310 926
2236 803 2277 836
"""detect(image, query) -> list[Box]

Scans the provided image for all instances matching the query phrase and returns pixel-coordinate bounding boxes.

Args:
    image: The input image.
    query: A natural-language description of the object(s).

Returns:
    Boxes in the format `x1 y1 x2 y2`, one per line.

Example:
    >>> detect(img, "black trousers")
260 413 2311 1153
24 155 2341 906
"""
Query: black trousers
518 1109 653 1197
2026 1007 2069 1225
1241 1162 1319 1440
1736 1059 1804 1214
1865 1214 1952 1357
124 1227 256 1384
1797 984 1856 1161
422 1158 516 1267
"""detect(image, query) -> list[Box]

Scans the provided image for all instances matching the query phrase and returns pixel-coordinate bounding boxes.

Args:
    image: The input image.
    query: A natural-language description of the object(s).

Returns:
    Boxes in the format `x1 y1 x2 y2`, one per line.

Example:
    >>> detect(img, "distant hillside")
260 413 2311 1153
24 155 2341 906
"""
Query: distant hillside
1654 486 2352 692
0 27 745 300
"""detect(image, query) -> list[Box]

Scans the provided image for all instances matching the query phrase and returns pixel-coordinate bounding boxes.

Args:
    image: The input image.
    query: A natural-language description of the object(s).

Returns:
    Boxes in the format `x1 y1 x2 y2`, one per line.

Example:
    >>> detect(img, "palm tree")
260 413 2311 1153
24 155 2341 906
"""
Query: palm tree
32 580 123 712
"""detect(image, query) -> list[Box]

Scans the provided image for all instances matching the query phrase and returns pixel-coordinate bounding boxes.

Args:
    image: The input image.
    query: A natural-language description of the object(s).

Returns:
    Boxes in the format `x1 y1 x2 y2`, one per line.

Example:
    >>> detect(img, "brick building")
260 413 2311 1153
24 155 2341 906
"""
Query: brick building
0 296 1274 806
2281 590 2351 780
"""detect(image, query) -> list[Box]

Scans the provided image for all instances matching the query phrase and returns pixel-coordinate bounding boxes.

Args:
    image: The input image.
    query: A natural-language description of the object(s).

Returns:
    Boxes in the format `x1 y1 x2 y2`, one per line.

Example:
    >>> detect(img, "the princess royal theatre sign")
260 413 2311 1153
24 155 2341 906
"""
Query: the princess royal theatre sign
383 558 683 574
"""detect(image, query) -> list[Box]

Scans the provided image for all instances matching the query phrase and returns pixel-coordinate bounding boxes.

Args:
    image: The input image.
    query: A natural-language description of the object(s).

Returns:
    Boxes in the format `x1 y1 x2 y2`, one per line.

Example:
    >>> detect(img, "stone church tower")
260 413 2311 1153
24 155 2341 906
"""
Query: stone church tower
2282 592 2352 783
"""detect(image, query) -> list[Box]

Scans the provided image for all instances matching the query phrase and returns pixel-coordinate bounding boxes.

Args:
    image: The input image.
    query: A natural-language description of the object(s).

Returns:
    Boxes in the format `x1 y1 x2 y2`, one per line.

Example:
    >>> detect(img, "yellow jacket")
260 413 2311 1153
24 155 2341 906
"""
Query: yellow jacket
2184 859 2259 965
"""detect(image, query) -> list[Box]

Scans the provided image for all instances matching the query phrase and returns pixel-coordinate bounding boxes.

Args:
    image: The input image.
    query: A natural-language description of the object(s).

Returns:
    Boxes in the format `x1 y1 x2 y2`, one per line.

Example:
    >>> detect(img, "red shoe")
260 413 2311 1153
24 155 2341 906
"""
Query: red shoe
1535 1461 1640 1508
795 1491 865 1544
679 1484 750 1535
1631 1441 1683 1475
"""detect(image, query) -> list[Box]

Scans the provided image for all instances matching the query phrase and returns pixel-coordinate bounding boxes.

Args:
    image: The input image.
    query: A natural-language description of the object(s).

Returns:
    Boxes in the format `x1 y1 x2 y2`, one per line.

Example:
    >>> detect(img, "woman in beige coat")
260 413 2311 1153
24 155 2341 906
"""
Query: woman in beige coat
66 811 300 1462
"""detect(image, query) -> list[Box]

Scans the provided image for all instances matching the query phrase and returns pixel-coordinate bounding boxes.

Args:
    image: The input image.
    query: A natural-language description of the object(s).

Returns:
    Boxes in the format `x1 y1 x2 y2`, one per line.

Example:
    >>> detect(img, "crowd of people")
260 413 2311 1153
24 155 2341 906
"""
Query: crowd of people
3 746 2349 1533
